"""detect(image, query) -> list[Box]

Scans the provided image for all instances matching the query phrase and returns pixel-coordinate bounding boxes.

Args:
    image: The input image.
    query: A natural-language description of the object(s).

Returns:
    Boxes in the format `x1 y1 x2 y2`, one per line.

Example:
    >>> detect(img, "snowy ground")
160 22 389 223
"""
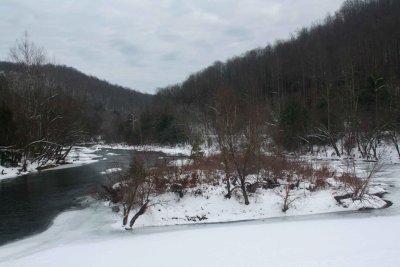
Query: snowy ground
0 161 39 181
1 142 399 266
93 143 194 156
104 147 392 228
143 190 383 225
0 202 398 267
92 143 219 157
0 146 101 181
105 174 388 230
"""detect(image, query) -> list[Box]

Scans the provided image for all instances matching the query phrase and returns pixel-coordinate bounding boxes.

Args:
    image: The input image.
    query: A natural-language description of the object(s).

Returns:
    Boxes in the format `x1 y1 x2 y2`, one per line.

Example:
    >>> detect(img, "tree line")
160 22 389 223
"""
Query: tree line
148 0 400 158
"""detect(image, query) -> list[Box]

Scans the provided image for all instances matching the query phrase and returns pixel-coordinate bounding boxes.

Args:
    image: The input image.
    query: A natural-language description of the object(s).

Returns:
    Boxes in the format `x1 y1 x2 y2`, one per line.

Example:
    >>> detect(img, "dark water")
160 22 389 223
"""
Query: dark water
0 149 167 246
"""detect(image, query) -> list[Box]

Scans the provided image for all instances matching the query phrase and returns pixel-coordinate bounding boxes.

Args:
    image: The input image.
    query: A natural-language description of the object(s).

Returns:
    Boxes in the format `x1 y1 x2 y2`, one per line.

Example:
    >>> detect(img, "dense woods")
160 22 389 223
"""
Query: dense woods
149 0 400 157
0 34 151 167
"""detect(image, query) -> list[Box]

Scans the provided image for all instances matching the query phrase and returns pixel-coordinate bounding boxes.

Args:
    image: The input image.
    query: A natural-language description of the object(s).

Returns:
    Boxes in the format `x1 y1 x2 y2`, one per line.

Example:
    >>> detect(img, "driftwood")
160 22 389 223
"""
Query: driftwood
24 140 71 166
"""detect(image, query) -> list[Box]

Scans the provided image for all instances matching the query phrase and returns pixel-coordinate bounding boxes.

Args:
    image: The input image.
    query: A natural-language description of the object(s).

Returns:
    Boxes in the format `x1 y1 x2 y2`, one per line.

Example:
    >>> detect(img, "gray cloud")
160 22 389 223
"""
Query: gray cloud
161 52 180 62
0 0 345 94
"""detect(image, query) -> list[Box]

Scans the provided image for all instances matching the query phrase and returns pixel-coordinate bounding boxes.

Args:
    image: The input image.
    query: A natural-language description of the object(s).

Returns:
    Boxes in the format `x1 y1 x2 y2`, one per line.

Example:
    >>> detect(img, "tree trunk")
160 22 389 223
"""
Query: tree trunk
129 201 149 228
395 143 400 159
390 134 400 159
224 158 231 198
58 145 73 163
356 135 365 158
371 142 378 160
240 176 250 205
332 142 341 157
225 173 231 199
122 205 130 226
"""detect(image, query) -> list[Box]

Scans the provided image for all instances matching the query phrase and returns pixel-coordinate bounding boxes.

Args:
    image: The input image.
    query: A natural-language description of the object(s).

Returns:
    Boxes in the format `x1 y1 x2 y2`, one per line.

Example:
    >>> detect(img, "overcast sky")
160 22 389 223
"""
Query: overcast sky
1 0 345 94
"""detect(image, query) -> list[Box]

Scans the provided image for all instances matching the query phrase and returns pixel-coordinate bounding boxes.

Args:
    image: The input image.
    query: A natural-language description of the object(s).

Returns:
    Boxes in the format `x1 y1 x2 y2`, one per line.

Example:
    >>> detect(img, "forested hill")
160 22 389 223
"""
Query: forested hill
0 62 152 114
145 0 400 150
0 61 152 145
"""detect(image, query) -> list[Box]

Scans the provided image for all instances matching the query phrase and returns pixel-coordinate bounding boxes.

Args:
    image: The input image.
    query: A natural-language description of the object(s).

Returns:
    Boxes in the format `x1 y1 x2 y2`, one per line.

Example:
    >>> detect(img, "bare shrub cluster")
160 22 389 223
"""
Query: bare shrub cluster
102 151 382 227
335 159 382 201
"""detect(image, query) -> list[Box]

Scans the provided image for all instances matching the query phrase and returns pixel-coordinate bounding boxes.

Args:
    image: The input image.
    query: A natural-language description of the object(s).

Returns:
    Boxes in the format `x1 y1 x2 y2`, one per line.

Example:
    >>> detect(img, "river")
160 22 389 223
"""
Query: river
0 149 169 246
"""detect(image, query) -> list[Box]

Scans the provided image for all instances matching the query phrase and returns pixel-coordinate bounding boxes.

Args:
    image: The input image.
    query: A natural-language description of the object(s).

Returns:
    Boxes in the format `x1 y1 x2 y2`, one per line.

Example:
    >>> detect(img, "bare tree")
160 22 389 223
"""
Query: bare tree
387 123 400 159
208 89 236 199
281 183 299 212
6 32 85 167
356 127 380 160
209 89 265 205
9 31 47 66
103 156 165 229
308 125 342 157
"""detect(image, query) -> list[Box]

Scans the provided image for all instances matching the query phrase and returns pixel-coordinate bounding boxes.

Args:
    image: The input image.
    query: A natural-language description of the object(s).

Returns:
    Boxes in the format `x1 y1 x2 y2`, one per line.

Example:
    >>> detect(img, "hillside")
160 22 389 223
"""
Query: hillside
0 62 152 143
0 62 152 114
150 0 400 151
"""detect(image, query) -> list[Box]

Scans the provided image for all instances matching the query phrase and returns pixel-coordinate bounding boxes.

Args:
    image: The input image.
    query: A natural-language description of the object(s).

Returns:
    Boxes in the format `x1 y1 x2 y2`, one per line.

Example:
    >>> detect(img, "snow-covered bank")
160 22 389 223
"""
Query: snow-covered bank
0 146 101 181
108 182 388 229
100 168 122 175
0 162 39 181
104 152 392 229
0 142 201 180
92 143 218 156
0 204 398 267
93 143 193 155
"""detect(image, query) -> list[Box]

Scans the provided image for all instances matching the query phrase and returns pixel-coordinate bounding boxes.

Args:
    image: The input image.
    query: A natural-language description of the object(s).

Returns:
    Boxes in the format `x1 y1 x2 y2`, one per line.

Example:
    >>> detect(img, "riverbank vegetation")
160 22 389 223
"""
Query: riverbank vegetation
101 149 388 228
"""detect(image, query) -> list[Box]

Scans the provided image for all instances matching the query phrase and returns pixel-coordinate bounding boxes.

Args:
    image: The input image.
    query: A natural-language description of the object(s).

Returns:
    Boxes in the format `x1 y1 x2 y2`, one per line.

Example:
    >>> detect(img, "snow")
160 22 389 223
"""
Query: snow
92 143 218 156
0 162 38 180
100 168 122 175
0 203 398 267
0 146 100 181
103 148 391 228
168 158 192 167
106 181 388 229
300 140 400 164
92 143 192 155
63 146 101 164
